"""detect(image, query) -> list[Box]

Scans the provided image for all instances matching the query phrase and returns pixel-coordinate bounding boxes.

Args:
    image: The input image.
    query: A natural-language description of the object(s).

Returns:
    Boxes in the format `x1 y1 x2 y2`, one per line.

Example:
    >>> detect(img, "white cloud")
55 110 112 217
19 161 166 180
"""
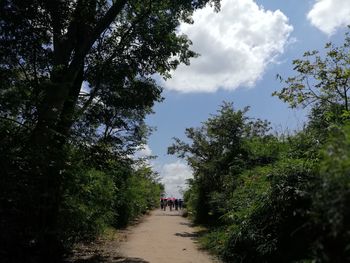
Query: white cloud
134 147 192 197
307 0 350 35
163 0 293 92
160 161 193 198
134 144 152 158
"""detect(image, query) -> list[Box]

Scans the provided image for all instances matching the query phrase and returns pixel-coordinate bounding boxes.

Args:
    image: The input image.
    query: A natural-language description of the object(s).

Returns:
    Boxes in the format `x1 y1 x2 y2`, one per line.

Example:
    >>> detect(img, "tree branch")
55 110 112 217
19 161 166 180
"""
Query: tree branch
89 0 128 48
0 116 30 130
79 4 153 115
17 60 31 83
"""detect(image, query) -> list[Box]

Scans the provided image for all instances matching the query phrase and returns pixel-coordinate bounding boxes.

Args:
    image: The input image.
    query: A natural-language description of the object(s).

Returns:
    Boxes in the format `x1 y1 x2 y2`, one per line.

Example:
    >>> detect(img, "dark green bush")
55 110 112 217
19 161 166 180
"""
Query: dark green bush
59 168 115 248
307 124 350 262
223 159 317 262
113 166 163 227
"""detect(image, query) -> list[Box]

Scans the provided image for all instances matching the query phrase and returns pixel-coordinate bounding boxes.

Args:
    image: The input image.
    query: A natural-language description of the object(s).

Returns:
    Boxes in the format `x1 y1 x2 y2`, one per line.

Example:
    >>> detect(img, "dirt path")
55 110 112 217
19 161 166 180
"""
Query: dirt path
118 209 218 263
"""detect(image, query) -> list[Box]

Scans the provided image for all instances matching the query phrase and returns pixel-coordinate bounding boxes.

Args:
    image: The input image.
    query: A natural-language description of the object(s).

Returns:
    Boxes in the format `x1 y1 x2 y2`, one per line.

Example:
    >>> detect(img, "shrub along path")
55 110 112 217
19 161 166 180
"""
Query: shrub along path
118 209 219 263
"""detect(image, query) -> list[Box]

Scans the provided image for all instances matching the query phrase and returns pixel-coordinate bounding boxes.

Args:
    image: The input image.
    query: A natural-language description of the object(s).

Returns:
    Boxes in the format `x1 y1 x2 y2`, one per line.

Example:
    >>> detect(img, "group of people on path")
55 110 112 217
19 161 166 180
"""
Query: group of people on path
160 198 183 211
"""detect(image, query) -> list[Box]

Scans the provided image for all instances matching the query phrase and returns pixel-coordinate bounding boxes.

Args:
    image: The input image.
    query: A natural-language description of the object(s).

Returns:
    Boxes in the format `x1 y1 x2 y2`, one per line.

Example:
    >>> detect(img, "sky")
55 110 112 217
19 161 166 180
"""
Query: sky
135 0 350 198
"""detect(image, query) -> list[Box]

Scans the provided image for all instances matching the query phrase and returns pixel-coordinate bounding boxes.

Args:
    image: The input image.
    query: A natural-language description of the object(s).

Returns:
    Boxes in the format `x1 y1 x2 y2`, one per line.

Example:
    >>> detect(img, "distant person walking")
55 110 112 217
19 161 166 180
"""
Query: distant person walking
174 199 179 210
167 199 173 211
179 199 183 210
160 198 164 210
163 198 167 211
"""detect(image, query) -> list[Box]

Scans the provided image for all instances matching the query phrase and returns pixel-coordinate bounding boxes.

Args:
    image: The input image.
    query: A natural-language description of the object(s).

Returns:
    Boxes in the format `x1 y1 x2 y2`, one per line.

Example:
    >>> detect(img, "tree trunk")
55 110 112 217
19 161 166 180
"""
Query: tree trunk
28 66 83 261
25 1 128 259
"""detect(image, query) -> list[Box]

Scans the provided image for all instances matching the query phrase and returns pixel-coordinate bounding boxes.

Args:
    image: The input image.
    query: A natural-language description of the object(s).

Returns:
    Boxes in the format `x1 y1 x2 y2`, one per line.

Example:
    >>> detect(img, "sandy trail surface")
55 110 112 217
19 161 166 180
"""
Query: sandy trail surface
118 209 218 263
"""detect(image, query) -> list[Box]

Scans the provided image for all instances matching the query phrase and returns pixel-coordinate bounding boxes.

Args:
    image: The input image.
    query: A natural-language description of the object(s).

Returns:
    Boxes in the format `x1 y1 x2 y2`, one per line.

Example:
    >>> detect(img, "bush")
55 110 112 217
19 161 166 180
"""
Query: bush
113 166 163 227
59 168 116 249
308 124 350 262
200 227 228 255
223 159 317 262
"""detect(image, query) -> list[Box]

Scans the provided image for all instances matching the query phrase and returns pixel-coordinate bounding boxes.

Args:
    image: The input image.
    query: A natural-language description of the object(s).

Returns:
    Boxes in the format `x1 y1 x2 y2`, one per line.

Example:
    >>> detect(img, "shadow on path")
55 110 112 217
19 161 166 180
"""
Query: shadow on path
175 232 199 238
179 222 193 227
174 228 209 243
70 254 149 263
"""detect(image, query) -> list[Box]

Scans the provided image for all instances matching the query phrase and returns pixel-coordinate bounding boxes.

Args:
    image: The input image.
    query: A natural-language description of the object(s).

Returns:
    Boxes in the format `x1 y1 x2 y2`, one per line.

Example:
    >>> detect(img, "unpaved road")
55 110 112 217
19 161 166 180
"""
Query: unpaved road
119 209 218 263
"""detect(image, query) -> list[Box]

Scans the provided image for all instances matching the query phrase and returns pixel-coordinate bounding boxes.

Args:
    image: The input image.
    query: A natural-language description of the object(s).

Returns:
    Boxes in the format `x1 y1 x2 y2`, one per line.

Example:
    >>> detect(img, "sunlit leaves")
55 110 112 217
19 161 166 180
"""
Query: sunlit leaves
274 31 350 116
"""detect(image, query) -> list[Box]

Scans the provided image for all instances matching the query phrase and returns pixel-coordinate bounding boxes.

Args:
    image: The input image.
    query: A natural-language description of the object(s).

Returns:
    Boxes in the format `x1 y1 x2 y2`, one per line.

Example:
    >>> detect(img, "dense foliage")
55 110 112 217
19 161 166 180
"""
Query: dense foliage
0 0 221 261
169 32 350 262
2 1 350 262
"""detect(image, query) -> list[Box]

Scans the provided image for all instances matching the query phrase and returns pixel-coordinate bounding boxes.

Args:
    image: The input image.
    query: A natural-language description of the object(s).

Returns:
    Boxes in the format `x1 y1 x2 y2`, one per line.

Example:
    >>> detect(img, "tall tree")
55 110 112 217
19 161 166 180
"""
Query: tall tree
0 0 220 260
168 102 272 223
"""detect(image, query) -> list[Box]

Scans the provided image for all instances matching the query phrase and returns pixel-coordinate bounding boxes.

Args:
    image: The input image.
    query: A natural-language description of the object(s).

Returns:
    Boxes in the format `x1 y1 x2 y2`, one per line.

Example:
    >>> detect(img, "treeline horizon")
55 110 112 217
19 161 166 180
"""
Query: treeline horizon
169 31 350 262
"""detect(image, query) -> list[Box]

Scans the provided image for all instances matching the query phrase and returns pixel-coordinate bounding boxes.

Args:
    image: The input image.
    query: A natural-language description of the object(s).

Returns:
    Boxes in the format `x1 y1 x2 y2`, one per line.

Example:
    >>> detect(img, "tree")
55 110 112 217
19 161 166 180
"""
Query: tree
0 0 221 260
168 102 272 223
273 30 350 121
